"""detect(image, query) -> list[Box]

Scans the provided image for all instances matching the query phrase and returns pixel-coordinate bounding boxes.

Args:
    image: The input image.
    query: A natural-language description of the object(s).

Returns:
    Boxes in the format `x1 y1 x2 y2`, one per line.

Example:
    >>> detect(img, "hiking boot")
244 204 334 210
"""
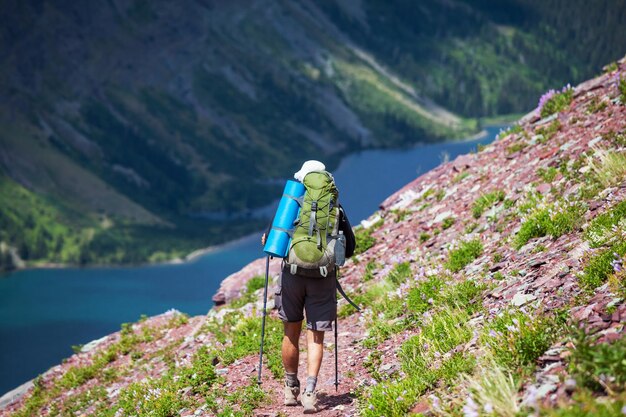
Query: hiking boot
302 391 319 414
284 383 300 406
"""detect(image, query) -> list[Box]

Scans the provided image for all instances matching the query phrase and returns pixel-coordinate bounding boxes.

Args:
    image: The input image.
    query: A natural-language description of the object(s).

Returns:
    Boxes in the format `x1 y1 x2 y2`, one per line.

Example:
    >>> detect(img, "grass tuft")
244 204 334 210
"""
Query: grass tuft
445 239 483 272
472 190 505 218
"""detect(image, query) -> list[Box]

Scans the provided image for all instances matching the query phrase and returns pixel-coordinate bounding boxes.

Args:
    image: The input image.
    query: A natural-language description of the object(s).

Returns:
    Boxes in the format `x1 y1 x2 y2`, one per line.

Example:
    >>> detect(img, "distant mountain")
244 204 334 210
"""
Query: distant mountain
0 0 624 267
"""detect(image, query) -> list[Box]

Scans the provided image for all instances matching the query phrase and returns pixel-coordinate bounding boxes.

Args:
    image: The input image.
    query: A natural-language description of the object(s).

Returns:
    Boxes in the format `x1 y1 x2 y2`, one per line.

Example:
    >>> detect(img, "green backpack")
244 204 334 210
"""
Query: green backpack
286 171 340 277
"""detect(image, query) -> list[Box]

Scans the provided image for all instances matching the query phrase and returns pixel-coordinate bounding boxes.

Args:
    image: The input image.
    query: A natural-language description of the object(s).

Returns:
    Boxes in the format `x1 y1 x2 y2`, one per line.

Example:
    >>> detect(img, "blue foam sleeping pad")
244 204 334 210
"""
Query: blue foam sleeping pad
263 180 305 258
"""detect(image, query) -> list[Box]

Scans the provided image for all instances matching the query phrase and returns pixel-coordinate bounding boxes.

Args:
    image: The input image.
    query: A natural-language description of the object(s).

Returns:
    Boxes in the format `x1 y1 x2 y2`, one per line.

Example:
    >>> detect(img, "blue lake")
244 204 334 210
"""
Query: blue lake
0 126 503 394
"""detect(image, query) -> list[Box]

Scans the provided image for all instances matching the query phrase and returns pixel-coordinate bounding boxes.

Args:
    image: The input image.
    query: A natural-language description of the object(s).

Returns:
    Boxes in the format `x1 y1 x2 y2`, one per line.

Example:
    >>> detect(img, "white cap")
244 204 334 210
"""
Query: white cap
294 160 325 181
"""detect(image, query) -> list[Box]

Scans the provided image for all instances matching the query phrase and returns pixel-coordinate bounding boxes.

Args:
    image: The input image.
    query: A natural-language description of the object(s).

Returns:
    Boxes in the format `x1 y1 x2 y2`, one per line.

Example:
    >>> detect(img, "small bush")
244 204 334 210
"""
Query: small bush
419 232 430 243
539 87 574 117
537 166 558 183
472 190 505 218
586 148 626 187
506 142 527 154
567 329 626 394
579 241 626 290
387 261 412 287
535 120 562 143
482 311 563 372
443 280 486 313
407 275 444 314
441 217 455 230
514 202 585 249
584 201 626 248
463 360 521 417
354 219 383 255
445 239 483 272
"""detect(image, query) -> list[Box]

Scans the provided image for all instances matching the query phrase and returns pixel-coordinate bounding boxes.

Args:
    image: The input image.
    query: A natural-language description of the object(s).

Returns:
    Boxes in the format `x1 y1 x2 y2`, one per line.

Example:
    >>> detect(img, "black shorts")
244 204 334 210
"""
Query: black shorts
275 265 337 331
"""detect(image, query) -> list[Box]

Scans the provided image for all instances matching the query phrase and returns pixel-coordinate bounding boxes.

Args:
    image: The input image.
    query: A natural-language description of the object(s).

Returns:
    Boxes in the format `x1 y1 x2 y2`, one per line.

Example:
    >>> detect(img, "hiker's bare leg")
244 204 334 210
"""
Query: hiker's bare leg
306 329 324 377
282 321 302 373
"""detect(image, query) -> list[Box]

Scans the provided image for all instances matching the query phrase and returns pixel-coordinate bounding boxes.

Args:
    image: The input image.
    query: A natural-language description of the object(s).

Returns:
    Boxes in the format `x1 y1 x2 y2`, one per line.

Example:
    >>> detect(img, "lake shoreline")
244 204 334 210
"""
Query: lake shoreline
3 126 503 276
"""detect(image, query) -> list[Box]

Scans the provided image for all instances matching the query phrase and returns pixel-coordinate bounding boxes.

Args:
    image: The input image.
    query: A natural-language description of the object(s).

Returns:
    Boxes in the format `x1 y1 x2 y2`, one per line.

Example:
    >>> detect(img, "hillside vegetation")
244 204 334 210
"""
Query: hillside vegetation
1 0 625 268
2 56 626 416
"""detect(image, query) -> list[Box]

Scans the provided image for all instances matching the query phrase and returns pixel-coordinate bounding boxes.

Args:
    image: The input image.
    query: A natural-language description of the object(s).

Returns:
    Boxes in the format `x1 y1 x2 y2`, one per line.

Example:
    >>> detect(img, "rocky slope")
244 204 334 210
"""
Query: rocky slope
2 56 626 417
2 0 626 268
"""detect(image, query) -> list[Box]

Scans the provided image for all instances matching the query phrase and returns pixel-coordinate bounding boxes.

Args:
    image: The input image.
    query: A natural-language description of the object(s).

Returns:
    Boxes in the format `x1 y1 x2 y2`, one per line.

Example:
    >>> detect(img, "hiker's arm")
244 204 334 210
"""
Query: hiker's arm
338 205 356 258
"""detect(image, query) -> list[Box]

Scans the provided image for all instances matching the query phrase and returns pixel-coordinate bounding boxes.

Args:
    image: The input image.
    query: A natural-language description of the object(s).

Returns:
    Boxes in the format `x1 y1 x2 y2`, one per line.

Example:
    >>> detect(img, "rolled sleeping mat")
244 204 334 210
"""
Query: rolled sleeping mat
263 180 305 258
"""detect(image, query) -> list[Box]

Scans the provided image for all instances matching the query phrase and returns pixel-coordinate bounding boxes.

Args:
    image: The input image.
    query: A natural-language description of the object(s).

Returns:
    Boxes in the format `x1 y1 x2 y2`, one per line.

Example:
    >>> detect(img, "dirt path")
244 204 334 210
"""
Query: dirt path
248 315 368 417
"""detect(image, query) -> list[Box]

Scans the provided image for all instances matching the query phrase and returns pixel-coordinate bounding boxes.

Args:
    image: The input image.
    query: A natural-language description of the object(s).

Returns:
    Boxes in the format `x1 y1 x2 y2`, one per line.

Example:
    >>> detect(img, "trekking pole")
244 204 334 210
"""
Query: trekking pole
334 267 339 391
257 255 270 385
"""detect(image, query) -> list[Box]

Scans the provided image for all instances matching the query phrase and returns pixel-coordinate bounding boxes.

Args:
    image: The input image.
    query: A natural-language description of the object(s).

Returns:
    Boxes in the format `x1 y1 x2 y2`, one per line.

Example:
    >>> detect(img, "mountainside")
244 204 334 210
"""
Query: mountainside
3 56 626 416
1 0 625 268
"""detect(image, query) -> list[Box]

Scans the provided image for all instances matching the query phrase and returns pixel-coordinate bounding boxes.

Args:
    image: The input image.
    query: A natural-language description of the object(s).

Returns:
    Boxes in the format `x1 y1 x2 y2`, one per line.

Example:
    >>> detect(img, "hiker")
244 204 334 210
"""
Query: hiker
261 160 355 413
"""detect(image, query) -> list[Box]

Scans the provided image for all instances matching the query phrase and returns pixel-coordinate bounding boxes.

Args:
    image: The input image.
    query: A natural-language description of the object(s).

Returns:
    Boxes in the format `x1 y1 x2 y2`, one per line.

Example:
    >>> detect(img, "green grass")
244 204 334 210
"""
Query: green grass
11 313 191 417
441 217 456 229
472 190 505 218
445 239 484 272
481 311 564 373
514 202 585 249
387 261 412 287
229 275 266 308
567 329 626 394
619 77 626 104
537 166 558 183
407 275 444 314
584 201 626 248
535 119 562 142
360 308 475 417
540 88 574 117
579 241 626 290
506 142 528 154
353 219 384 256
586 149 626 187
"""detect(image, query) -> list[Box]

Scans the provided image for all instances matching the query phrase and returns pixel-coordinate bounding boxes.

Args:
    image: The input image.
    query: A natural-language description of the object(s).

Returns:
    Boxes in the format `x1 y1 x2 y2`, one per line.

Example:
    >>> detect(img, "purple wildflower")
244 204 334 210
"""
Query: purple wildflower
463 396 480 417
538 89 556 111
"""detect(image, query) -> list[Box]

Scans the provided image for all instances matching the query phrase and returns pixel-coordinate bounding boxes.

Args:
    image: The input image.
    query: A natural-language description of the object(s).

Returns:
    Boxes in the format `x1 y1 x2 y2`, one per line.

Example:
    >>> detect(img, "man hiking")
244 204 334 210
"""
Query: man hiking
262 160 355 413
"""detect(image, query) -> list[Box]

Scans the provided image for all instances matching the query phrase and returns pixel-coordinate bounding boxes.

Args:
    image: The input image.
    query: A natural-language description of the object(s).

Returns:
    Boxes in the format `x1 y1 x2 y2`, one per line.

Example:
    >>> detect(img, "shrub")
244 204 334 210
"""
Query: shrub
579 241 626 290
535 120 562 143
539 86 573 117
407 275 444 314
354 219 383 255
567 329 626 394
537 166 558 183
514 202 585 249
387 261 412 287
482 311 563 372
441 217 455 230
443 280 487 313
445 239 483 272
463 360 521 417
584 201 626 248
586 148 626 187
472 190 505 218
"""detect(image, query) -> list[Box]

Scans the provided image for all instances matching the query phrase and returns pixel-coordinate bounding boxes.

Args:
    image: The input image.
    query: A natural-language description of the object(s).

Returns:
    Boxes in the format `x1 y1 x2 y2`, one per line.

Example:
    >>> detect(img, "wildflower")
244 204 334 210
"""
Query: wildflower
621 404 626 415
489 329 498 338
396 396 404 402
512 318 519 326
368 404 374 410
538 89 556 111
484 402 494 413
462 395 480 417
429 394 441 411
505 324 518 332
